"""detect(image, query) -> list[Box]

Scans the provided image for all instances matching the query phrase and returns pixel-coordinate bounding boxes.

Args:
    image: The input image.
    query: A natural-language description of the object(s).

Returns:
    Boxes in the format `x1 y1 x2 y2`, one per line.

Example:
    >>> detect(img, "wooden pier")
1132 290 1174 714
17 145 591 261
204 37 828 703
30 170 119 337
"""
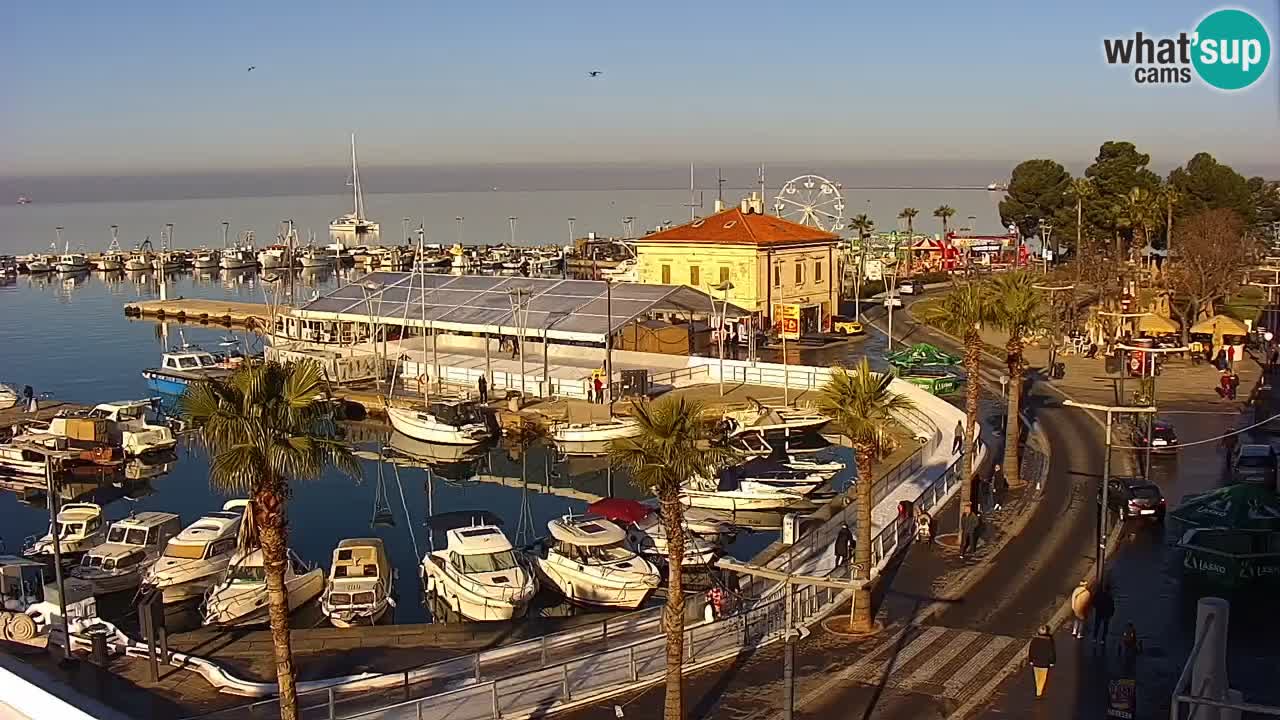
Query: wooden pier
0 399 90 428
122 299 270 328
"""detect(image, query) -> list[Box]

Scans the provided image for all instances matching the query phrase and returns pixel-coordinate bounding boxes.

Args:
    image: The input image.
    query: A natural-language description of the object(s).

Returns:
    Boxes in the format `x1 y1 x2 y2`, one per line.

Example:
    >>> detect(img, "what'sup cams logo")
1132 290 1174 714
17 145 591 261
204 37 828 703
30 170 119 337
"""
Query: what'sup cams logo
1103 8 1271 90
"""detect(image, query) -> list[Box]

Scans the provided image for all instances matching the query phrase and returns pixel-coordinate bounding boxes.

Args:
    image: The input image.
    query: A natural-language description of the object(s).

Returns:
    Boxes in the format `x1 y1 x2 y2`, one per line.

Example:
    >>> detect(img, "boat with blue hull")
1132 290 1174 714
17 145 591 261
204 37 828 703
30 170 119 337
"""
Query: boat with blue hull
141 349 232 395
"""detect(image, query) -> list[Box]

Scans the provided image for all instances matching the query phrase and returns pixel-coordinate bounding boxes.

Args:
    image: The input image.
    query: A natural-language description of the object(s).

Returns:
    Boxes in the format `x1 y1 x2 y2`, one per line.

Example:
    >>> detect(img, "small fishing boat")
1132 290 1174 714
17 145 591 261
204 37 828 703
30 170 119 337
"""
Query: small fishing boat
202 548 325 626
25 255 52 273
533 515 659 609
192 248 221 269
71 512 182 595
298 245 333 268
24 503 106 559
421 525 537 621
143 500 248 603
321 538 395 627
720 399 831 440
0 383 18 410
550 417 641 443
95 229 126 271
141 348 233 395
55 251 90 274
386 399 492 446
220 245 257 270
124 240 154 272
257 244 290 269
28 400 176 457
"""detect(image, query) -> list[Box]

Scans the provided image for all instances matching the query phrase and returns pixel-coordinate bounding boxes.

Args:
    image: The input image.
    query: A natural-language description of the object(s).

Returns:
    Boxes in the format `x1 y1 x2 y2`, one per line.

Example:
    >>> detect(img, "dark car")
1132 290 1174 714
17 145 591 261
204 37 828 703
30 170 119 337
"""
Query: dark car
1231 444 1278 487
1098 478 1166 522
1133 420 1179 453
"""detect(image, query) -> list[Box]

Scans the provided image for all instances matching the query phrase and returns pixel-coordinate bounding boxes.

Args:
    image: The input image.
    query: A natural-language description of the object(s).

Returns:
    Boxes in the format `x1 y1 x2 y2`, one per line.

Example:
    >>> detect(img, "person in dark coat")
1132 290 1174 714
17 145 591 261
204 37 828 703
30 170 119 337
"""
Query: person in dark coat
1028 625 1056 698
959 508 980 558
1092 583 1115 646
477 374 489 403
834 523 854 572
1119 622 1142 675
952 420 964 454
992 465 1007 511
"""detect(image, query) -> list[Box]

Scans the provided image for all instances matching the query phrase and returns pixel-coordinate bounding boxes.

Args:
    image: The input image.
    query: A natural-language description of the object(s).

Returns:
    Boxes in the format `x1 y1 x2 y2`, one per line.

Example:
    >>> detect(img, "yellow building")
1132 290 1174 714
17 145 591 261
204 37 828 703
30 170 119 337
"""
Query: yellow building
633 196 841 333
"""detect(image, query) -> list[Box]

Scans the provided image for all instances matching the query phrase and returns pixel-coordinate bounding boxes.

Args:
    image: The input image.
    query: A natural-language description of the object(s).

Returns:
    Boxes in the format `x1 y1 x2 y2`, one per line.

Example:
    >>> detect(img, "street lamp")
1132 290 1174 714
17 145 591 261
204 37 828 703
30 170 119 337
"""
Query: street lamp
455 216 464 246
358 280 384 389
1115 342 1189 482
1063 400 1156 584
711 280 734 396
1039 219 1055 274
567 217 577 245
998 374 1009 436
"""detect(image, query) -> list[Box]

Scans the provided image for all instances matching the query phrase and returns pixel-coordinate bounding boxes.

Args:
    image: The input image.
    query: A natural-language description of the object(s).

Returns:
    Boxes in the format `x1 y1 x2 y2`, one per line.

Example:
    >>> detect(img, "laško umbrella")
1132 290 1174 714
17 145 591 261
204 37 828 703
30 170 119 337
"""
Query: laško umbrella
1170 484 1280 530
587 498 653 524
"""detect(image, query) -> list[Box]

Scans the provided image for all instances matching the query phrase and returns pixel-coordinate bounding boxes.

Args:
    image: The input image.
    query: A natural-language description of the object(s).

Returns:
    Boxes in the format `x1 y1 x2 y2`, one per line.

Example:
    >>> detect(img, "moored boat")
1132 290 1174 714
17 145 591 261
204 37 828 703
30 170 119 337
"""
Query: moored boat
71 512 182 595
24 503 106 559
321 538 395 627
143 500 248 603
532 515 659 609
202 548 324 626
142 348 233 395
550 417 641 443
421 525 537 621
386 399 492 446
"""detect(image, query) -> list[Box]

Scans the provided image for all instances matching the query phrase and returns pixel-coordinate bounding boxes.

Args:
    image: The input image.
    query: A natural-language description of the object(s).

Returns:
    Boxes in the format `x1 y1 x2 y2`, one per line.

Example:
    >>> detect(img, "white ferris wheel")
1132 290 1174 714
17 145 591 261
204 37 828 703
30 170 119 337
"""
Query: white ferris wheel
772 174 845 232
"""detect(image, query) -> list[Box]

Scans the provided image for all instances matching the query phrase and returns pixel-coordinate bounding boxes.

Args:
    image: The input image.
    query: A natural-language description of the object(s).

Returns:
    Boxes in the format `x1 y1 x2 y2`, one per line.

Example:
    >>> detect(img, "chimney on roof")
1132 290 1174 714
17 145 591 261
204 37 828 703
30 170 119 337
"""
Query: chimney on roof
714 198 726 212
740 197 751 214
745 192 764 214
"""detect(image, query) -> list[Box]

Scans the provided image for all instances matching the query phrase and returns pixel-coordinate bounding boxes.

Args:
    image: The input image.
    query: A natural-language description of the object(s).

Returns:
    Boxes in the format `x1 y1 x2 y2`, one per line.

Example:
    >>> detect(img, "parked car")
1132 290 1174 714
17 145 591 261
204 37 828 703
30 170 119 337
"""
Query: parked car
1231 444 1278 487
831 316 866 336
1133 420 1179 453
899 279 923 295
883 294 903 308
1098 478 1166 522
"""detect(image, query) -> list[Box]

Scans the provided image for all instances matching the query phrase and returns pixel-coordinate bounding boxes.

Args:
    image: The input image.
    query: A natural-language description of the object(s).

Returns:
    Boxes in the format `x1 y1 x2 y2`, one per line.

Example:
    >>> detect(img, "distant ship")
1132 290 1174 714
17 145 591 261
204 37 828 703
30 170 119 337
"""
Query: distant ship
16 196 31 205
986 182 1008 192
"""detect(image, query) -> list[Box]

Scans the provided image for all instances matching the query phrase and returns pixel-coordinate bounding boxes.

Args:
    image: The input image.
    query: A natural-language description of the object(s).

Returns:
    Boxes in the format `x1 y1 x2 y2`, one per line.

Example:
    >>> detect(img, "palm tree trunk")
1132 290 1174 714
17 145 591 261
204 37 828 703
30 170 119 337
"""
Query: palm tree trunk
1166 200 1173 258
852 446 874 630
906 220 914 274
658 491 685 720
1002 342 1024 485
255 480 300 720
960 329 981 518
1075 199 1083 282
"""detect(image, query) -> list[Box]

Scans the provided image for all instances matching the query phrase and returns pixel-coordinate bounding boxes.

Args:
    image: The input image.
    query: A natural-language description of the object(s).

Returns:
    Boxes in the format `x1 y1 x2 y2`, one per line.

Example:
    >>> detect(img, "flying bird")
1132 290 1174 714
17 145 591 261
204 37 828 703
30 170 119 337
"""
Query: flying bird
587 70 602 77
247 66 256 72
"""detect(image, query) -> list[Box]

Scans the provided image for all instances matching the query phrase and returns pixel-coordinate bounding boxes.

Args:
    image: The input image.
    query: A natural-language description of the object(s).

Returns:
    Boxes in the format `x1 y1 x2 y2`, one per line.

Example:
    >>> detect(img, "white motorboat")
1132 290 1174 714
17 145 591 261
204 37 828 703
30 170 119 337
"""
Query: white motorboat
0 436 49 476
143 500 247 603
202 548 325 626
71 512 182 595
386 400 492 446
421 525 537 621
550 417 641 443
29 400 176 457
25 257 52 273
328 134 380 249
55 252 90 273
321 538 395 627
220 246 257 270
602 258 638 283
733 469 829 494
24 503 107 558
0 384 18 410
298 245 334 268
257 244 290 269
533 515 659 609
625 512 723 568
722 401 831 439
192 248 221 269
680 475 808 512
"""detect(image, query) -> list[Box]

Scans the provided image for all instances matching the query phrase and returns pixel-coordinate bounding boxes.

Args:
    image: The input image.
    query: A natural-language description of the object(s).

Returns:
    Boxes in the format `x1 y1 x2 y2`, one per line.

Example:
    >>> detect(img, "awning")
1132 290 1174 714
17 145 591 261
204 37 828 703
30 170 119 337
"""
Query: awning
1137 314 1180 335
1190 314 1249 337
1170 484 1280 530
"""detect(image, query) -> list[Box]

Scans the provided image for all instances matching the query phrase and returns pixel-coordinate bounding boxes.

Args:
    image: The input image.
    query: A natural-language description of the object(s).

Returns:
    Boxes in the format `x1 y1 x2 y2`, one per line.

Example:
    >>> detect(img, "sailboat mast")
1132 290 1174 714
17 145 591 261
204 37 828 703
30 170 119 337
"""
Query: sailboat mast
350 133 364 221
221 222 229 249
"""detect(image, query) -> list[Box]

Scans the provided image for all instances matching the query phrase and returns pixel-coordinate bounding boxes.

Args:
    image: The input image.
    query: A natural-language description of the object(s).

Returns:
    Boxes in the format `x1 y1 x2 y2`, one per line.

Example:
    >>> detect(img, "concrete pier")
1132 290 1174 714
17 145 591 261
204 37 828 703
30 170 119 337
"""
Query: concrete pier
123 299 270 328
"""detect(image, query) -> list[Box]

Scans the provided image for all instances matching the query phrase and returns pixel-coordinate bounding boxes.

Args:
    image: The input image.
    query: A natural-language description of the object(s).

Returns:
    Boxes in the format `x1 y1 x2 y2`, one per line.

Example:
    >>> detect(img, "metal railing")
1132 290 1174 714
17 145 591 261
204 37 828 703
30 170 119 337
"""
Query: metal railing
1169 609 1280 719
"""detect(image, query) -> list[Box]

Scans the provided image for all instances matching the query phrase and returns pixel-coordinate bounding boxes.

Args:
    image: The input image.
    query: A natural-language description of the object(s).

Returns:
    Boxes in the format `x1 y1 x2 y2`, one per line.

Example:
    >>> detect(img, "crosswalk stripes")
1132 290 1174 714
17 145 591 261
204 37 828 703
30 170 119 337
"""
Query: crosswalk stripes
832 625 1023 701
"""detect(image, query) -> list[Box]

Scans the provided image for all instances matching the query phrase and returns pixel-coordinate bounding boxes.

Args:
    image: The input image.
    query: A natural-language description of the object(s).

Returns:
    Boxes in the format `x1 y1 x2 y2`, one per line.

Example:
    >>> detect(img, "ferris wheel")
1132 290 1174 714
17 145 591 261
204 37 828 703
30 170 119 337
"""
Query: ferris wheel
772 174 845 232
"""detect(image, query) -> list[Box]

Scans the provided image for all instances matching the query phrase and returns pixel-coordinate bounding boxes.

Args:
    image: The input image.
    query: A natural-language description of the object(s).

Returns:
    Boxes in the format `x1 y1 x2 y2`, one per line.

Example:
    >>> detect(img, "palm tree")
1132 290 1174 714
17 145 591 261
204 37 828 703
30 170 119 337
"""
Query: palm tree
180 360 359 720
1115 187 1158 265
933 205 956 240
817 359 915 630
899 207 919 273
917 281 995 518
988 272 1047 485
1158 184 1180 260
848 214 875 304
1068 178 1094 279
608 398 735 720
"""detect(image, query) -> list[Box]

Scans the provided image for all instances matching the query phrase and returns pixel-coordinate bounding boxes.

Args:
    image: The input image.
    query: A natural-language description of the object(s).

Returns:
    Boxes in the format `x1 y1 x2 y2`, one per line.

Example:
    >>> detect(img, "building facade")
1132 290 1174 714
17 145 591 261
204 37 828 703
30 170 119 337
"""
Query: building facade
632 196 841 333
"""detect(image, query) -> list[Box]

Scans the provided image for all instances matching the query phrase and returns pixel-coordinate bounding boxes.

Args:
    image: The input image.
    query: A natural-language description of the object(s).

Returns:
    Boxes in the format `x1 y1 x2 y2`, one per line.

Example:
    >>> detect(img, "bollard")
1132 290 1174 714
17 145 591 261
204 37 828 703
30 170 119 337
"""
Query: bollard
474 653 482 682
327 688 335 720
1191 596 1231 720
628 647 637 682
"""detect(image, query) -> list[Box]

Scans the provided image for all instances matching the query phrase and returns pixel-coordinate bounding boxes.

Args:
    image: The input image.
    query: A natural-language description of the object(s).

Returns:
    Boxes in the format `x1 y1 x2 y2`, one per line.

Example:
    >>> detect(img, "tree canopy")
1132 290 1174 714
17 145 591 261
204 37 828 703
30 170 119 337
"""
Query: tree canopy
1082 141 1160 248
999 159 1072 239
1167 152 1254 224
1165 209 1255 339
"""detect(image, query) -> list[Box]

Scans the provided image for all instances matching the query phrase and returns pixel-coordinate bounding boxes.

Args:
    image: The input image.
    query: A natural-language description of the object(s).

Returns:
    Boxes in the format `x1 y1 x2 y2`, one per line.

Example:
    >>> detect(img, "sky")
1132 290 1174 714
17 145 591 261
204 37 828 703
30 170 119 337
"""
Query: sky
3 0 1279 183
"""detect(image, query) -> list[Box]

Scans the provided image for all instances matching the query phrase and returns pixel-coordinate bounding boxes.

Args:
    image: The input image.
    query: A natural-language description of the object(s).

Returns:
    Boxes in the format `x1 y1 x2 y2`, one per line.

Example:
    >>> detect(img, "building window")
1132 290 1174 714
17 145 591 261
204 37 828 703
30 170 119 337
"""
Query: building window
795 262 805 285
690 266 700 287
773 264 781 288
720 266 730 284
814 260 823 283
661 264 671 284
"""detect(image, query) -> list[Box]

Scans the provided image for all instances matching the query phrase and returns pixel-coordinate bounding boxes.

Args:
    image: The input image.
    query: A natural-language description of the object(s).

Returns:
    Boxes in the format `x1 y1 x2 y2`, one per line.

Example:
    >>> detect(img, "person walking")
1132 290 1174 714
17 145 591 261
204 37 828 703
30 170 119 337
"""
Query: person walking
593 376 604 404
477 374 489 403
915 508 934 543
510 336 520 359
993 465 1007 511
959 508 979 558
834 522 854 574
1119 622 1142 675
1092 582 1115 647
1028 625 1056 699
953 420 964 454
982 470 997 512
1069 580 1092 638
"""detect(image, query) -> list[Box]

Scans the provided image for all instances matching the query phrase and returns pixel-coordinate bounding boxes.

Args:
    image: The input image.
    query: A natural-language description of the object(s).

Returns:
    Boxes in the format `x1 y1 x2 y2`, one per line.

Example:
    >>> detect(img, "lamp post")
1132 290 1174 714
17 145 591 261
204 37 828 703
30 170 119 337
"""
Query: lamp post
567 217 576 245
44 458 72 661
1063 400 1156 584
358 280 384 389
1115 342 1189 482
712 280 735 396
455 216 464 246
998 374 1009 437
883 251 901 352
508 217 518 246
1040 219 1055 274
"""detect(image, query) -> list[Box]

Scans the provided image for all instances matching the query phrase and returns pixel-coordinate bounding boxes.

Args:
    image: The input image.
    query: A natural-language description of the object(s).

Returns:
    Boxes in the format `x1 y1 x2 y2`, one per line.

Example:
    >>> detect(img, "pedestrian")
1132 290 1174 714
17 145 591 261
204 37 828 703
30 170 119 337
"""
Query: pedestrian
1028 625 1056 699
834 522 853 572
952 420 964 454
1092 582 1115 647
1069 580 1092 638
477 374 489 403
915 508 933 543
511 336 519 359
1227 371 1240 400
1119 622 1142 674
593 376 604 404
22 386 37 414
982 469 997 511
959 508 979 558
993 466 1008 511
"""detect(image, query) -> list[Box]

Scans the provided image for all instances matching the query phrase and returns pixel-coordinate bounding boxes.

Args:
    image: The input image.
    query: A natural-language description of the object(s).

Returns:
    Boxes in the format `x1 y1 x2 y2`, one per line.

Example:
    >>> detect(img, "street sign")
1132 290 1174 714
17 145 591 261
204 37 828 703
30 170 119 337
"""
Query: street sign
1106 677 1137 719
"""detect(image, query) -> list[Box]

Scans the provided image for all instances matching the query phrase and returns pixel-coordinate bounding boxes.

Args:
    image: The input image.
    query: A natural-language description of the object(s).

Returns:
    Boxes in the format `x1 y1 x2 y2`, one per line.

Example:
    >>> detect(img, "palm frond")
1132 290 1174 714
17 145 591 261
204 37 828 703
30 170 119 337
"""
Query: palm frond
608 397 735 498
818 358 915 462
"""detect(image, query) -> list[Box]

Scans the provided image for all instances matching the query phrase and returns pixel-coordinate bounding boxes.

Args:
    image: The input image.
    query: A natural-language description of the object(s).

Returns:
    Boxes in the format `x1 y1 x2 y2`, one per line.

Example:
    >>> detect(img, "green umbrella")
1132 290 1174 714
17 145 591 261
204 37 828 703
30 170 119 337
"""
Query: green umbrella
1170 484 1280 530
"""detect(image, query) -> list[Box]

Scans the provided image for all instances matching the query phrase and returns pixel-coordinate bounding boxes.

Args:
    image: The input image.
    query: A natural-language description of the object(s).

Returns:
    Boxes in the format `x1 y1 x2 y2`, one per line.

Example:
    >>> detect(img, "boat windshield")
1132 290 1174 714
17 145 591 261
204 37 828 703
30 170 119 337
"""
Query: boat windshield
107 527 148 546
197 354 219 367
228 565 266 584
454 550 519 574
588 541 636 563
58 522 84 537
164 542 208 560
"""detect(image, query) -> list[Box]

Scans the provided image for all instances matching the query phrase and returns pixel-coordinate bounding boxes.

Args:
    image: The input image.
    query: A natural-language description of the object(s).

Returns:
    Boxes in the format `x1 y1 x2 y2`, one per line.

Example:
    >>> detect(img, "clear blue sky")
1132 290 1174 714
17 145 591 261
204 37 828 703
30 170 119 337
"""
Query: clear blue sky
4 0 1278 177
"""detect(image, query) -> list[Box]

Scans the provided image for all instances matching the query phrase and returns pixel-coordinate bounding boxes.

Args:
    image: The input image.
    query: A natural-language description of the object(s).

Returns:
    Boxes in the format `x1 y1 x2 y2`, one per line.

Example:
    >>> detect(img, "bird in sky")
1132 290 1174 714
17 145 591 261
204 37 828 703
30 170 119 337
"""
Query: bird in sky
587 70 602 77
247 66 256 72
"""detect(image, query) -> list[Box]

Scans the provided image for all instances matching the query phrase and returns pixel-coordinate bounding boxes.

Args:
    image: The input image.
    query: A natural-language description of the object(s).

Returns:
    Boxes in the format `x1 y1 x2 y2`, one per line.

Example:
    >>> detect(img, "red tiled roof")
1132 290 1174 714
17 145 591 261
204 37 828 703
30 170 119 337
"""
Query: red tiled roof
637 208 839 247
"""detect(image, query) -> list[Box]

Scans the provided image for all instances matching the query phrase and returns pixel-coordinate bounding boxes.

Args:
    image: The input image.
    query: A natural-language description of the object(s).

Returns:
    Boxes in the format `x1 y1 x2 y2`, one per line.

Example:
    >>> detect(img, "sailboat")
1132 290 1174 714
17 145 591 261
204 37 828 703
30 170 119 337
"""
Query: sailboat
328 133 380 253
95 226 126 271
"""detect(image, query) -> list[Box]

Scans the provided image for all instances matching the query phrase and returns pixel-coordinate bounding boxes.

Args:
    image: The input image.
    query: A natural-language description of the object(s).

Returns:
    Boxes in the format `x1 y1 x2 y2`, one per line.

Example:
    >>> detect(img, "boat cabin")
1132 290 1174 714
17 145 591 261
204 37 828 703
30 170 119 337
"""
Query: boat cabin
51 504 104 543
430 400 486 428
160 506 243 562
328 538 391 604
161 350 221 373
86 400 158 425
81 512 181 569
1 556 48 610
442 526 521 574
546 517 636 564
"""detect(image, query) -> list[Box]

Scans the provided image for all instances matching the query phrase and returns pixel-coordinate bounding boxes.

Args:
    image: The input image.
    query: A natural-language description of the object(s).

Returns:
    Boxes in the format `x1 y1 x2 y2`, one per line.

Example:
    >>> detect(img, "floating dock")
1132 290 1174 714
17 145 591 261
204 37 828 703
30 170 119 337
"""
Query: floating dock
0 399 89 427
123 299 270 328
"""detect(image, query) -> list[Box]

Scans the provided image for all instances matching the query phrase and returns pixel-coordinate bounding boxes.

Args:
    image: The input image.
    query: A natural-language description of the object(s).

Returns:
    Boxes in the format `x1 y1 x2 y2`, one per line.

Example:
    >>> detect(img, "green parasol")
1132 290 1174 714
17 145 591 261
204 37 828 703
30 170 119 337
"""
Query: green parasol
1170 484 1280 530
885 342 962 369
